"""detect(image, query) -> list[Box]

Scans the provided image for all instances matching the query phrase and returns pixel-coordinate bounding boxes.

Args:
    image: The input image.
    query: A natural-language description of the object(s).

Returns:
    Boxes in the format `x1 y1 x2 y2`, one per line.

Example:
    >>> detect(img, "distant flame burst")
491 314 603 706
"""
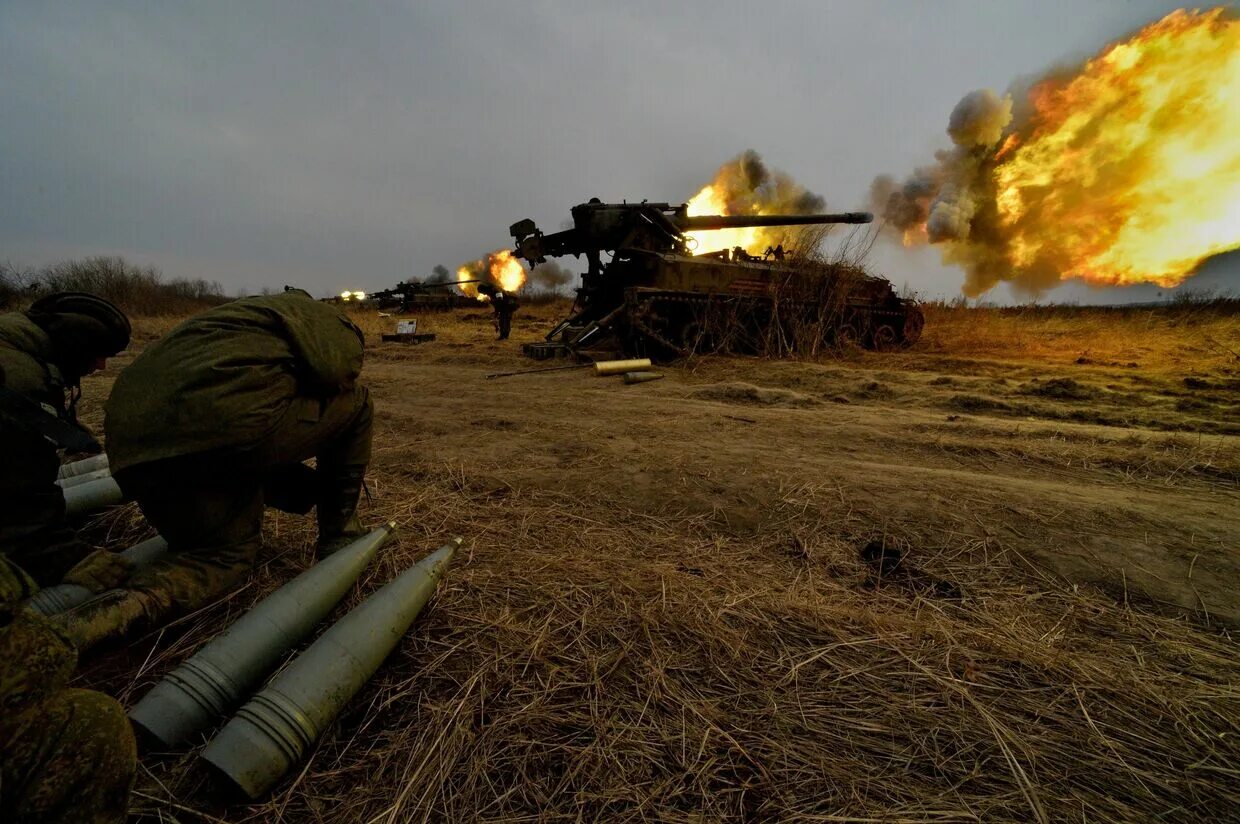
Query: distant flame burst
457 250 527 301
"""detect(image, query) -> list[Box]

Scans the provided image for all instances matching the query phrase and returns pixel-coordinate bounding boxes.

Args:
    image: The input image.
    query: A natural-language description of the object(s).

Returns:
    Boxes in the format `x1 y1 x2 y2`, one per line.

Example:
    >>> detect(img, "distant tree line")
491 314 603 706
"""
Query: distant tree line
0 256 229 316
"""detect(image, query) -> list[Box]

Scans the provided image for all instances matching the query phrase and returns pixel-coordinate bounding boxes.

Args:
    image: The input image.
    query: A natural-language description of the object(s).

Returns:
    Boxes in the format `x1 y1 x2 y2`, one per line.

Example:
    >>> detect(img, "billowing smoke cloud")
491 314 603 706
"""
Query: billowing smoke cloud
871 89 1021 295
687 150 829 254
530 261 574 291
871 8 1240 296
700 149 825 215
405 263 452 286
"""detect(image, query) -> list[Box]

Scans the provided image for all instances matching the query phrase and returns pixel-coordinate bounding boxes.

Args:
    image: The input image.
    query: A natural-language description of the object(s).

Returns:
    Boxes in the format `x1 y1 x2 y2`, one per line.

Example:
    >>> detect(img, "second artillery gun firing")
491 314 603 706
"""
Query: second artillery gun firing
335 279 480 313
510 200 923 359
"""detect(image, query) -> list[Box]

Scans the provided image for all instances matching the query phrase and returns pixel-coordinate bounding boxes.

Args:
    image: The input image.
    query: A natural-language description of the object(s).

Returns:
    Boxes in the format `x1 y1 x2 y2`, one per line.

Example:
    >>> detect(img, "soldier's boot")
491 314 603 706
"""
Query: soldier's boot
315 465 369 558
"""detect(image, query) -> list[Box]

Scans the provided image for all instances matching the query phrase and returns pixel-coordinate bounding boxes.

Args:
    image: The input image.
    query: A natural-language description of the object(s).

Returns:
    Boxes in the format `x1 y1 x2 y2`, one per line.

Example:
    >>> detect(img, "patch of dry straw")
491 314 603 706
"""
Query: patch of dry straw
78 455 1239 823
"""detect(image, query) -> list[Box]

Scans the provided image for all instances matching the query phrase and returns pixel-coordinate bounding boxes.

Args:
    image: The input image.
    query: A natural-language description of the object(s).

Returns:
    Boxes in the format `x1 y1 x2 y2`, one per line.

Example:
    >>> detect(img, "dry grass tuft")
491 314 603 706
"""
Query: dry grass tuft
77 461 1240 823
920 300 1240 374
67 298 1240 823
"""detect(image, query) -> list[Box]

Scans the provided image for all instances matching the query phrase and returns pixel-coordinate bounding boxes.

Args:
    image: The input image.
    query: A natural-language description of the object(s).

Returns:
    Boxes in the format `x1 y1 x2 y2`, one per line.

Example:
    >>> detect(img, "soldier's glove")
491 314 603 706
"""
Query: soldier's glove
62 550 134 593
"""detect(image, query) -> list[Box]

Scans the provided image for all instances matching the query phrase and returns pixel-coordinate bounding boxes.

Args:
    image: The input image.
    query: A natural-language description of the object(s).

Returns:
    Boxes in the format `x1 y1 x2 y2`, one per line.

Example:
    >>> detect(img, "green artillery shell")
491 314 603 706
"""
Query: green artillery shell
200 538 459 799
57 453 110 479
623 371 664 385
63 476 125 519
127 523 397 750
56 467 111 488
594 358 653 376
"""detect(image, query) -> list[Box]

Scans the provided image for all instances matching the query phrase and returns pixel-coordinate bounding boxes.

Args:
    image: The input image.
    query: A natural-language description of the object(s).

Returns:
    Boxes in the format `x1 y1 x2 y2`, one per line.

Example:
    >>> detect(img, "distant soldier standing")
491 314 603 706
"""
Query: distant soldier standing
63 289 373 652
0 292 133 590
478 283 519 341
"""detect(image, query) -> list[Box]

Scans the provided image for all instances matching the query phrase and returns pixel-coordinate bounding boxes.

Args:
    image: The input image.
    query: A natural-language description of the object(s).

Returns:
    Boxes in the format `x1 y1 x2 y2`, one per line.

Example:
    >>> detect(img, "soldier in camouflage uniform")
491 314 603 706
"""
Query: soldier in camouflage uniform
63 289 373 652
0 554 136 823
477 282 519 340
0 292 133 589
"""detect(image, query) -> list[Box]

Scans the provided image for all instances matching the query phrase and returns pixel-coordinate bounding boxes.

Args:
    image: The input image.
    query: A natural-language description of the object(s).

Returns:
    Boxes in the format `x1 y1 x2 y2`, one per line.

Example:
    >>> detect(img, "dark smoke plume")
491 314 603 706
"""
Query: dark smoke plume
530 261 574 291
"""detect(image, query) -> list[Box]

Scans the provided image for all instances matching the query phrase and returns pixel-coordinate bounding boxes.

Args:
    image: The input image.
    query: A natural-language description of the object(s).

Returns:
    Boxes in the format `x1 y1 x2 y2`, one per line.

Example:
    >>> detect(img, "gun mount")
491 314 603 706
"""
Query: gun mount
511 200 871 265
509 200 922 360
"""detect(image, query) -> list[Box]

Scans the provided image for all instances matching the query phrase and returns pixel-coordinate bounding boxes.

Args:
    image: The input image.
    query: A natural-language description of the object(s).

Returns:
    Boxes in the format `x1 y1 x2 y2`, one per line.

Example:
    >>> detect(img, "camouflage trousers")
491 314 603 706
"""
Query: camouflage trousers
0 424 93 587
0 688 136 824
63 386 373 652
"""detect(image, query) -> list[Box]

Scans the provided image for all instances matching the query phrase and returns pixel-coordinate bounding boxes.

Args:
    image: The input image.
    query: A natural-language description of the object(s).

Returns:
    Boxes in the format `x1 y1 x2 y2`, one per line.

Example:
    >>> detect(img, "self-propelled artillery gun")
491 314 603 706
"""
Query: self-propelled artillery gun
362 279 479 313
327 279 479 312
510 199 923 360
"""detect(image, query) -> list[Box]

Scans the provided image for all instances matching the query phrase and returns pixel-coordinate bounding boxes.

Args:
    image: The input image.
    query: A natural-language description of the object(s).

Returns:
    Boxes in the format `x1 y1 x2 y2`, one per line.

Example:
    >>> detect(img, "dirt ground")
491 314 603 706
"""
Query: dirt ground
363 302 1240 623
73 299 1240 822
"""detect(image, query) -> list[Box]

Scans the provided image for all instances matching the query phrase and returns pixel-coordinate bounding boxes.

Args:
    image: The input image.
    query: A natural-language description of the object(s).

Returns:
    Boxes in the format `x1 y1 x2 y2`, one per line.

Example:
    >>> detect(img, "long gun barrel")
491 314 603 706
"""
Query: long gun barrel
678 212 873 231
405 278 477 291
510 202 874 266
384 278 478 294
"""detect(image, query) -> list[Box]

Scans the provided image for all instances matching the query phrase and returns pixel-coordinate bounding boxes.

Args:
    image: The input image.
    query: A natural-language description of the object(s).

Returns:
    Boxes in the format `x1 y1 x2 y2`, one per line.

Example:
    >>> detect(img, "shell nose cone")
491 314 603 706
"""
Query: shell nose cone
422 537 462 575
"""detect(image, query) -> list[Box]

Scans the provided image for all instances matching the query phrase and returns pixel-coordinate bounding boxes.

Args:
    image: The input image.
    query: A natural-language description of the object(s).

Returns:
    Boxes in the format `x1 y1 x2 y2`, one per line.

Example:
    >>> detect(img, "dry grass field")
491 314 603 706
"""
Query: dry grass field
72 298 1239 822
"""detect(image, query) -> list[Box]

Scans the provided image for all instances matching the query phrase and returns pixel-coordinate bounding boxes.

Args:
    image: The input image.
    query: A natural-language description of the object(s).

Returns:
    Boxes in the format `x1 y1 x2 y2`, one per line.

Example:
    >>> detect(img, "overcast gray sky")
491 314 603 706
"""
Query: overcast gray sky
2 0 1232 302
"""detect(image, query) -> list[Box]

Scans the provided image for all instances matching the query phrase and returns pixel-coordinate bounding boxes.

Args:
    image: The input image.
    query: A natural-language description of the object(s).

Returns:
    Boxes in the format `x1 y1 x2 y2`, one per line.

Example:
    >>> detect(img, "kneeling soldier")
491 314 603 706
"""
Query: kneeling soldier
64 289 373 652
0 292 132 591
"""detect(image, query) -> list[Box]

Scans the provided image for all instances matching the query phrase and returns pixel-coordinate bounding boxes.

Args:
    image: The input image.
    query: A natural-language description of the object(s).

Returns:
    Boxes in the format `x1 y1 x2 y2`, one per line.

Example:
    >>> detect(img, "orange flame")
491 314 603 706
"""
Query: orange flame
685 185 766 254
457 249 527 301
682 151 827 256
991 8 1240 287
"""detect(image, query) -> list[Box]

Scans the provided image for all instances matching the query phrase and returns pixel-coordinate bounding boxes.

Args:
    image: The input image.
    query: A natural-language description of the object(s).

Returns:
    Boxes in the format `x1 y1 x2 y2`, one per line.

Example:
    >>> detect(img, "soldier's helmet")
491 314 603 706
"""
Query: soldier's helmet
27 291 131 379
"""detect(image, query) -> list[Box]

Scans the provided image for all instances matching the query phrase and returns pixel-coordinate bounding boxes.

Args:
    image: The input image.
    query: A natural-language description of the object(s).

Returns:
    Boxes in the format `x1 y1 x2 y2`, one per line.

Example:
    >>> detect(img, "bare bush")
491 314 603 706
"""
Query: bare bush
1 256 228 315
685 224 885 359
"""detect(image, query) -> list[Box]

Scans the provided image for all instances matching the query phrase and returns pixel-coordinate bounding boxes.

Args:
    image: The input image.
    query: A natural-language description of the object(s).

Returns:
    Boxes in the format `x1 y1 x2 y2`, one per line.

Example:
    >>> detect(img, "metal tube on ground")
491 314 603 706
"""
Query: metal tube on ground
23 536 169 616
200 537 460 799
56 467 112 489
127 523 398 750
57 453 110 479
623 371 664 385
594 358 652 376
63 476 125 519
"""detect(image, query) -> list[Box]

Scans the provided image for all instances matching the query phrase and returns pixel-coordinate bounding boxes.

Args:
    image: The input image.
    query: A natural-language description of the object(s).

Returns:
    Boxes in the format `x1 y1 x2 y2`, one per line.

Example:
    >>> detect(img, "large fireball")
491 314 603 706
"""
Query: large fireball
457 250 527 301
874 7 1240 295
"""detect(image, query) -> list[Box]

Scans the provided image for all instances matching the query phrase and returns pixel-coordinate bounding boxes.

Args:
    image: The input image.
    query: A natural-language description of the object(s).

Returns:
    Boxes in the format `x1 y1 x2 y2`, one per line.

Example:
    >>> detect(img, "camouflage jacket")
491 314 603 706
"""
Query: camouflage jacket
105 292 365 472
0 555 76 717
0 311 66 416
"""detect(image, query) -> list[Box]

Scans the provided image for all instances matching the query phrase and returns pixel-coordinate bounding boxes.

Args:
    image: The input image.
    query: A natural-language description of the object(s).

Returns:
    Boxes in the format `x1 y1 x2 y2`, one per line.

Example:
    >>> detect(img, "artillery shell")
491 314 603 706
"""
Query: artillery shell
594 358 653 376
623 371 664 385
